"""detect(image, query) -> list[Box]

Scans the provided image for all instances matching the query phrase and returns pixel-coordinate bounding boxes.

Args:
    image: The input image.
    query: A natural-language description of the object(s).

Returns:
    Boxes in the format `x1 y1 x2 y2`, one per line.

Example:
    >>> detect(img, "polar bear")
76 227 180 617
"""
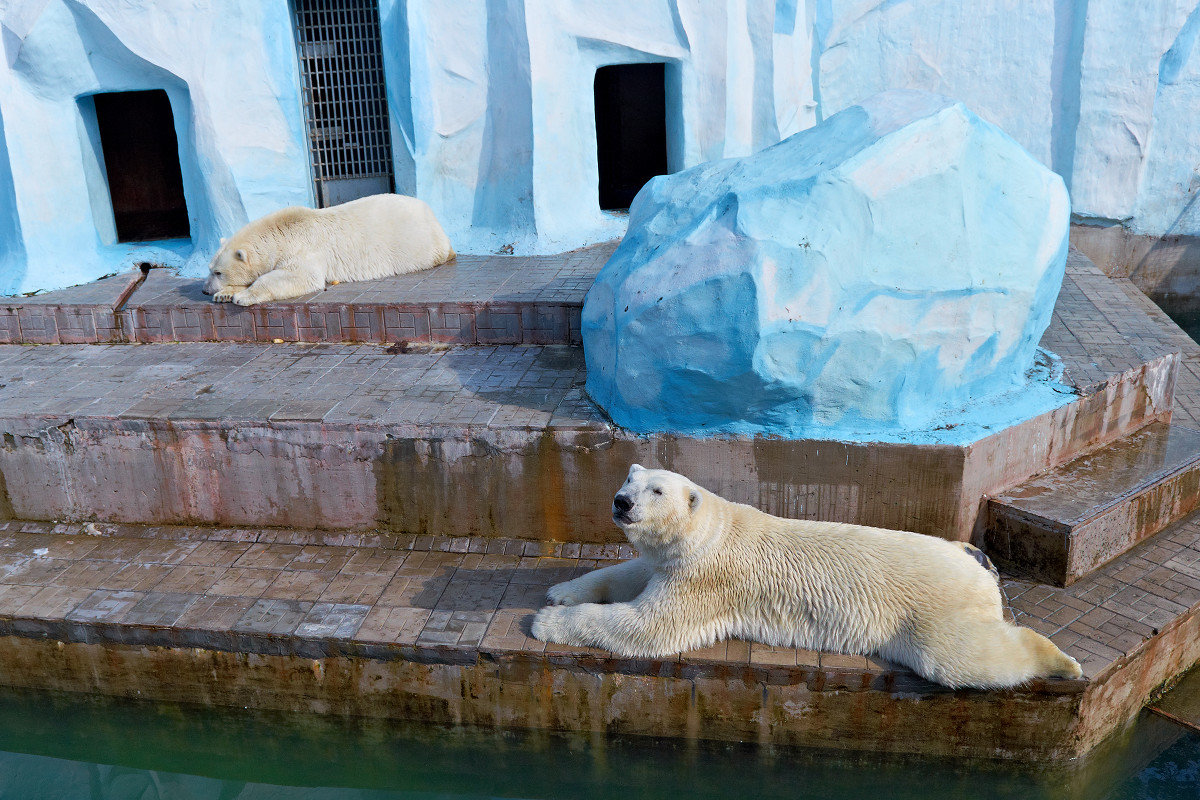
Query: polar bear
532 464 1082 690
202 194 455 305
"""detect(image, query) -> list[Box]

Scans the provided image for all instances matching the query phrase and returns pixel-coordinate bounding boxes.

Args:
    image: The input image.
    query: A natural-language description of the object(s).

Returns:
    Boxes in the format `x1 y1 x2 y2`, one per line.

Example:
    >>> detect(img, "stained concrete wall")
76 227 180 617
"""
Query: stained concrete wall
0 350 1172 542
0 635 1088 761
1071 224 1200 315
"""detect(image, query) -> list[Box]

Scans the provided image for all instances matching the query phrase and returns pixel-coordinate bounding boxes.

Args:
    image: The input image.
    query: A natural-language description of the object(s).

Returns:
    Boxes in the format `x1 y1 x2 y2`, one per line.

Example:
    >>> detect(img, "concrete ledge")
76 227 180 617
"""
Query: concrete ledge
124 270 585 346
0 358 1172 542
986 423 1200 585
0 246 614 346
0 519 1197 761
0 270 143 345
0 634 1088 761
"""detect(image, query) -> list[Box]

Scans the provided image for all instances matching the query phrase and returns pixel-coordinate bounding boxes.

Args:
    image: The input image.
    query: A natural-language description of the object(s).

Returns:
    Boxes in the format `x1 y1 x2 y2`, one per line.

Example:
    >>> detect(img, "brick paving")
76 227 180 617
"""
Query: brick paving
1051 248 1200 424
0 511 1197 689
0 249 1182 431
0 270 142 345
0 245 615 346
1041 248 1193 394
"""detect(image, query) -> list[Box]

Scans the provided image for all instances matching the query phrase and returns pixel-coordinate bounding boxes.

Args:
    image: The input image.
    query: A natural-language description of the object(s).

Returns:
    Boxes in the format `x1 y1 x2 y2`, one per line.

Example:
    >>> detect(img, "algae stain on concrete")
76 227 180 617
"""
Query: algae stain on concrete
0 466 13 521
374 431 634 542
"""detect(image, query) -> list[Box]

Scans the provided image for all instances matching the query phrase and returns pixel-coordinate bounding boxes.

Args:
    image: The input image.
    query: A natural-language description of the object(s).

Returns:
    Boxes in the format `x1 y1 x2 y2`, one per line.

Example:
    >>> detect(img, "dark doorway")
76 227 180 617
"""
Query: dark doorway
293 0 395 207
594 63 669 211
92 90 190 242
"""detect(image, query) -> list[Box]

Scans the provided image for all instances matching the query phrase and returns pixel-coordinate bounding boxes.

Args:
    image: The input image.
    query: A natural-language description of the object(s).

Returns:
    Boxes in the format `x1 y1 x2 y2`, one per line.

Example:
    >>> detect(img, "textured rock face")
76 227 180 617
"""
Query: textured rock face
0 0 312 295
583 91 1070 439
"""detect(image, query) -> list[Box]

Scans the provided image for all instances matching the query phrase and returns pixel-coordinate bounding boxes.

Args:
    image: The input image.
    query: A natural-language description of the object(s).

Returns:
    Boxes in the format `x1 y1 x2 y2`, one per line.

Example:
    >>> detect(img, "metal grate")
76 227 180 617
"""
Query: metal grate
292 0 395 207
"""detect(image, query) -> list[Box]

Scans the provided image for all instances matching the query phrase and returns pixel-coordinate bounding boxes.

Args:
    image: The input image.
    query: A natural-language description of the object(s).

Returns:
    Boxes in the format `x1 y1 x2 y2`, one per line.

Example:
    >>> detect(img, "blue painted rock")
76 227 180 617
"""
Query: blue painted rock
582 90 1070 438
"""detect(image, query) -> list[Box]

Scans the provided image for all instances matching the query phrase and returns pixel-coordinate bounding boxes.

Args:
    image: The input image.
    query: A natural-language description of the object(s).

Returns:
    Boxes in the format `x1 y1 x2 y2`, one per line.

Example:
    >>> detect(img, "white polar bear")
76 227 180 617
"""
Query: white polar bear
203 194 455 305
532 464 1082 690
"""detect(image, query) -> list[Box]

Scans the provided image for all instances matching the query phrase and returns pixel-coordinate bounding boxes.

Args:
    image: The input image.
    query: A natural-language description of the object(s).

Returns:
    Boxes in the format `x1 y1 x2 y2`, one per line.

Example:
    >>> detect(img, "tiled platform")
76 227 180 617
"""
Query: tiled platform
1048 250 1200 391
0 252 1184 541
0 245 615 346
0 512 1197 760
2 244 1166 355
1 247 1199 759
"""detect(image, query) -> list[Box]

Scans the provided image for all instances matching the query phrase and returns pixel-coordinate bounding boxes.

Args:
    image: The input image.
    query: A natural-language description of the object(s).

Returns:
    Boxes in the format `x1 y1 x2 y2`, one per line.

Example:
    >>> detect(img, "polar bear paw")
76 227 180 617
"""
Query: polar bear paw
531 605 569 642
212 289 238 303
232 288 264 306
546 579 592 606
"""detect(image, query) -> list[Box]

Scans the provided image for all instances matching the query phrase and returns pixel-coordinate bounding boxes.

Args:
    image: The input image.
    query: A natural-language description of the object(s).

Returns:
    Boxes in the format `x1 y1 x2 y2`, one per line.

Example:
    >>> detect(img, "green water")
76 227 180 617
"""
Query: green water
1167 310 1200 345
0 678 1197 800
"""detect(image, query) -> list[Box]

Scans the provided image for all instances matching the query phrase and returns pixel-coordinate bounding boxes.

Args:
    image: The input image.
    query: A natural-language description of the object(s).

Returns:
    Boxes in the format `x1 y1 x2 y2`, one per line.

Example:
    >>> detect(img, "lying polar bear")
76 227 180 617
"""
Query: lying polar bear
532 464 1082 690
203 194 455 305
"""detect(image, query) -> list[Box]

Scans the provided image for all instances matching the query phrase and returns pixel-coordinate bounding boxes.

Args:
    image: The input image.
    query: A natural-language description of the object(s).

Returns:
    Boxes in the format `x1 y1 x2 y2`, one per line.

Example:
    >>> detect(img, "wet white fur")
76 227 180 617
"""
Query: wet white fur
532 465 1082 690
204 194 454 305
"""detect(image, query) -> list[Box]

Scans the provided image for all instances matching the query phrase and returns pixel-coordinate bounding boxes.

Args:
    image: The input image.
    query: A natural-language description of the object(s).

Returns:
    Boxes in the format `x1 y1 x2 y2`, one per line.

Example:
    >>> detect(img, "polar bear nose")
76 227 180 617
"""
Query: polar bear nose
613 494 634 513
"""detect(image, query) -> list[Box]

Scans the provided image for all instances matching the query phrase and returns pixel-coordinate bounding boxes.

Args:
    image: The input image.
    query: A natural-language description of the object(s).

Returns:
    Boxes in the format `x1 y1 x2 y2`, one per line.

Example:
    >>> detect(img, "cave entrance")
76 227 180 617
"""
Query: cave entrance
594 63 669 211
92 89 190 242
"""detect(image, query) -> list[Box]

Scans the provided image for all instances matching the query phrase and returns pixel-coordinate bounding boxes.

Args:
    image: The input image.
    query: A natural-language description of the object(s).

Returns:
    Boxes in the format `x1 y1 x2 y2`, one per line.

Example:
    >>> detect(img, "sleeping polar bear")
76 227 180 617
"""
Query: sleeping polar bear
532 464 1082 690
203 194 455 305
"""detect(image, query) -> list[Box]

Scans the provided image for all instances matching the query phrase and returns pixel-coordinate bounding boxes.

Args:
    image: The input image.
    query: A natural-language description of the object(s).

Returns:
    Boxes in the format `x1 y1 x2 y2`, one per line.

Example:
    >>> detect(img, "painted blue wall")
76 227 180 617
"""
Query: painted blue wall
1 0 1199 294
0 0 311 295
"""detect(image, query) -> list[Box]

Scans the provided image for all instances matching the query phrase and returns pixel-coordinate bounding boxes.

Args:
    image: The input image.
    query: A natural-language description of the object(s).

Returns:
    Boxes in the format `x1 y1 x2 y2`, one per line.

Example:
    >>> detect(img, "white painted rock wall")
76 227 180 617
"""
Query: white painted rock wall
0 0 312 295
396 0 817 255
809 0 1200 239
583 92 1071 440
2 0 1200 295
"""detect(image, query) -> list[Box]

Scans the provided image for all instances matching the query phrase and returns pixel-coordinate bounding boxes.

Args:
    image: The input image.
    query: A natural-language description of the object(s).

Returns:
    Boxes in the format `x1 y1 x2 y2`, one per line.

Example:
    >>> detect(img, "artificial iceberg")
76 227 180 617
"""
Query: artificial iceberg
582 90 1072 442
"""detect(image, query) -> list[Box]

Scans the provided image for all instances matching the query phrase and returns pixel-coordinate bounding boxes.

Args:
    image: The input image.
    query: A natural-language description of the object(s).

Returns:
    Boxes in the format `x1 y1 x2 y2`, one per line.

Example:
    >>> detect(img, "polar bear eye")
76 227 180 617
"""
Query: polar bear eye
652 487 662 495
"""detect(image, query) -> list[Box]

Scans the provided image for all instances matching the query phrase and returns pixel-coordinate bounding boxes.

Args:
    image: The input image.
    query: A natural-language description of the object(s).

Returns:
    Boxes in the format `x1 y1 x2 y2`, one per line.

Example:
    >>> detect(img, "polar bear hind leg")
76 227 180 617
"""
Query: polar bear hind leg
910 617 1083 689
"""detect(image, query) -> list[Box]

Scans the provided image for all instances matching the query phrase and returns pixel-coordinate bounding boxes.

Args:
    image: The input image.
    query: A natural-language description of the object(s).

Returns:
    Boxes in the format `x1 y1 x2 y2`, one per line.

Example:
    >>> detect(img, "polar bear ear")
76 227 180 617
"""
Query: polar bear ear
629 463 645 474
688 490 702 513
219 237 227 246
234 249 246 261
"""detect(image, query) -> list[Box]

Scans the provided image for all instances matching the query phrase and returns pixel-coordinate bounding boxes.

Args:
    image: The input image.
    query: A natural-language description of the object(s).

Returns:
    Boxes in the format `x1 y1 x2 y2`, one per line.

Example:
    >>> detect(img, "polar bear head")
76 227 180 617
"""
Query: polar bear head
203 238 263 297
612 464 709 560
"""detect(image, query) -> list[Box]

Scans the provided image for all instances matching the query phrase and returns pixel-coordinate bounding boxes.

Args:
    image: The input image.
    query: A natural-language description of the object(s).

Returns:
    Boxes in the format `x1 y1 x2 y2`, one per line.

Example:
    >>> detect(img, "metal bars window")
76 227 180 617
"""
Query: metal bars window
293 0 395 207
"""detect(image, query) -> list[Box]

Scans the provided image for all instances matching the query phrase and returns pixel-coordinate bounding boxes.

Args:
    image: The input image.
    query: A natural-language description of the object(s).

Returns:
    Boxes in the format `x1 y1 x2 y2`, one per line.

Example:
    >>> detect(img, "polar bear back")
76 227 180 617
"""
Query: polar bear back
232 194 454 284
683 492 1004 655
315 194 454 282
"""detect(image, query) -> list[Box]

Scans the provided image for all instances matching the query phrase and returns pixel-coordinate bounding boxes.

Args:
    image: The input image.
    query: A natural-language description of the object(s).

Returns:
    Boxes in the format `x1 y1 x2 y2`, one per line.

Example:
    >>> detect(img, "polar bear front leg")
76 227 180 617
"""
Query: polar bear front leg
532 595 713 657
546 557 655 606
233 266 324 305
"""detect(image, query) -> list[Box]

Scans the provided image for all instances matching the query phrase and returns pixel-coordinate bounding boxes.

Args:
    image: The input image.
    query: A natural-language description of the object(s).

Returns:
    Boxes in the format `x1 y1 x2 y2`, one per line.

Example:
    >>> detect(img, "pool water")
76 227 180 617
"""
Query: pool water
1167 310 1200 345
0 676 1197 800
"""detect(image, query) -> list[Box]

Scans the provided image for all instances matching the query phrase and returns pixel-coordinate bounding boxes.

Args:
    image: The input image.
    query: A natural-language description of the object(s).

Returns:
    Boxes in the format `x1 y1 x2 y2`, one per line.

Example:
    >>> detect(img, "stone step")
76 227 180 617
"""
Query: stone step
0 337 1174 544
985 422 1200 585
0 249 1184 543
0 245 614 346
1 514 1198 761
